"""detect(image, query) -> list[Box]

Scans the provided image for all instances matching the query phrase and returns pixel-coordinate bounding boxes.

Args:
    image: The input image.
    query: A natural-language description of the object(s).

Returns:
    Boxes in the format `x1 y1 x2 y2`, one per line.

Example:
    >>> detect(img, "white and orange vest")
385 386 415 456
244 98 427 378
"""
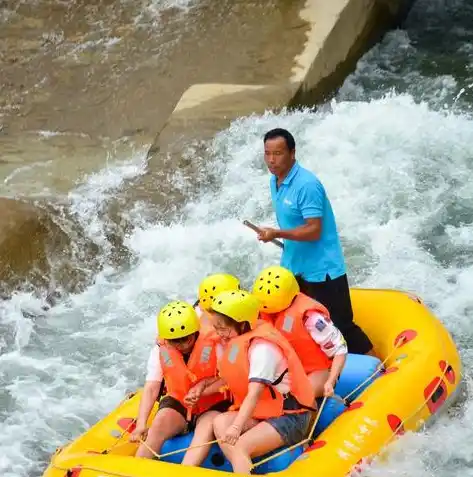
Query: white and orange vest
260 293 331 373
218 322 315 420
158 331 224 416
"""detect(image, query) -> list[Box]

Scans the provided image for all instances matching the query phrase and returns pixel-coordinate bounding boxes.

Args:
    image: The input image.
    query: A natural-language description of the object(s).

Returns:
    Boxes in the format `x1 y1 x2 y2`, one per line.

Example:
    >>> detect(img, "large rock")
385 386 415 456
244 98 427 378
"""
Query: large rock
0 198 70 293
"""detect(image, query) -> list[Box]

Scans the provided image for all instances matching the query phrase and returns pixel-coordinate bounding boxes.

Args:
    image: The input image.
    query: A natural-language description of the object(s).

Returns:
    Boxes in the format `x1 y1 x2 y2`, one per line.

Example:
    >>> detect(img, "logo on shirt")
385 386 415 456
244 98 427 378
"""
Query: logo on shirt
323 341 335 350
283 198 293 205
315 319 327 332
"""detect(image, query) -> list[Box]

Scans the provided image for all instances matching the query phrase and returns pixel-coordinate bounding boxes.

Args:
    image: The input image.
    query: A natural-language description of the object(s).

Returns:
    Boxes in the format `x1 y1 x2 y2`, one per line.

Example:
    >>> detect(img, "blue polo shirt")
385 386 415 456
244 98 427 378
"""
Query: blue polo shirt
270 162 346 282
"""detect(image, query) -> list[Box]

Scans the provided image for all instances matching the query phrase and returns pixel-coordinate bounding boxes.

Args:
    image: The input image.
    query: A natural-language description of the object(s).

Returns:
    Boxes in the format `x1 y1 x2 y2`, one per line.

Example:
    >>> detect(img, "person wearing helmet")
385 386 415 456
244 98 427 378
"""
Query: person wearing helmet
209 290 316 475
130 301 230 465
252 265 348 398
196 273 240 326
142 272 239 406
197 273 240 312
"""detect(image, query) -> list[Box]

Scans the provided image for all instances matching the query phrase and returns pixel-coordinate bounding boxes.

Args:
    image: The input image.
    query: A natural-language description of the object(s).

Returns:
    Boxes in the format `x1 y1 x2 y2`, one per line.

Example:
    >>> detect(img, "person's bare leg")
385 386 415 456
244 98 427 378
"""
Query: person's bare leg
135 408 187 458
182 410 220 467
308 369 330 397
213 412 284 474
213 412 257 472
229 422 285 474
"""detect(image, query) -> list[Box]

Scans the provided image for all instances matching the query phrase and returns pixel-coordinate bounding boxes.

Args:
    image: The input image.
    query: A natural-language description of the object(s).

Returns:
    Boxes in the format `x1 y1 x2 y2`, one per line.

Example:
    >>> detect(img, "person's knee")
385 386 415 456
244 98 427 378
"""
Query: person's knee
233 440 253 458
197 411 219 431
146 425 165 446
212 413 229 437
149 415 161 430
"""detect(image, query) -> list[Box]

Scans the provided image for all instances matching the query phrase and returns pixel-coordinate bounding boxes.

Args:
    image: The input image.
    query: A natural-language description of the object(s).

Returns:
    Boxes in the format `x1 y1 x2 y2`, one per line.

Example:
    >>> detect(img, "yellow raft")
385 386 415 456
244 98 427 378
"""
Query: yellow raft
42 288 463 477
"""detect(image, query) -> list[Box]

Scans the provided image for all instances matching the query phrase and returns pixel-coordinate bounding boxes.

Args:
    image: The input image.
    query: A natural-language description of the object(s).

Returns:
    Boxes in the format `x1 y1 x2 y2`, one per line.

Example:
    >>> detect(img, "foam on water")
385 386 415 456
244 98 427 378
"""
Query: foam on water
130 0 196 27
2 0 473 474
1 92 473 477
338 0 473 113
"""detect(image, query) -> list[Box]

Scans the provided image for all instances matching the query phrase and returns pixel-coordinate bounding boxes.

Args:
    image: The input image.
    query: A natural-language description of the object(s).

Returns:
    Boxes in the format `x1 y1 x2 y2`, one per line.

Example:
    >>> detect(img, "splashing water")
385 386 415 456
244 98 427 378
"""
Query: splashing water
1 91 473 477
2 0 473 476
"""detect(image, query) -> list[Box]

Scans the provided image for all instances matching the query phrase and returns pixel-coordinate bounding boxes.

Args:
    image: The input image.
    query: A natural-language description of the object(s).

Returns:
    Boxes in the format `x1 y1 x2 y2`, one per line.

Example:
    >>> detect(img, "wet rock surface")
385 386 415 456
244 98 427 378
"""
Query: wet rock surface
0 198 102 297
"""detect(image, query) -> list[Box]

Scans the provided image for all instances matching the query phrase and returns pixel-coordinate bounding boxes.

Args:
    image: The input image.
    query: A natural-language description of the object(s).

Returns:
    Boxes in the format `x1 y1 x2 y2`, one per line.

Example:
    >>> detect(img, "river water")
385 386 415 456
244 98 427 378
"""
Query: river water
1 0 473 476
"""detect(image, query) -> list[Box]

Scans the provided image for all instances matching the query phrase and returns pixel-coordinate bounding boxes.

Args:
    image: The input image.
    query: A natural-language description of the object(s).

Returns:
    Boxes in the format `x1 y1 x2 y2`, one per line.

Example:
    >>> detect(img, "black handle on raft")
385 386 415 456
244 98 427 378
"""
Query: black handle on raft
243 220 284 249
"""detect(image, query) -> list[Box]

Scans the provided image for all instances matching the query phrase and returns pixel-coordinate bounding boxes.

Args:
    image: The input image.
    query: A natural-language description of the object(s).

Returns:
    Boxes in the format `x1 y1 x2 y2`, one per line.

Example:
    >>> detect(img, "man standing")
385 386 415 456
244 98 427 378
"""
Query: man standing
257 128 373 355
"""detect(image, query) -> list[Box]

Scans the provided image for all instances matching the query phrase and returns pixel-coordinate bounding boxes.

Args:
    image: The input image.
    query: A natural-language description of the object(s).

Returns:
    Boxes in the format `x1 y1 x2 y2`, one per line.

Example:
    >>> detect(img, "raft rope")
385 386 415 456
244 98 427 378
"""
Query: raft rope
49 375 451 477
63 336 407 466
343 336 408 404
106 419 137 454
385 360 450 444
51 334 453 476
248 337 411 469
249 396 329 470
49 399 328 477
143 337 408 461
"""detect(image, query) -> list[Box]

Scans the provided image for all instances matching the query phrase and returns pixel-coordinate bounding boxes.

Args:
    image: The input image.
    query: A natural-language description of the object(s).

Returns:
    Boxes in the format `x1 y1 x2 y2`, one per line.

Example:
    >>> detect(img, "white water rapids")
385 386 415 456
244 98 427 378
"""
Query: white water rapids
2 1 473 476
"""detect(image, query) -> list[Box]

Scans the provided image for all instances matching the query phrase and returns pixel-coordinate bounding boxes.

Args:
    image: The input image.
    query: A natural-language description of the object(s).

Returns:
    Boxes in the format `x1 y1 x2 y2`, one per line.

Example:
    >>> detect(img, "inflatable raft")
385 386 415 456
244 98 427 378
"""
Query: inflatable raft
42 288 463 477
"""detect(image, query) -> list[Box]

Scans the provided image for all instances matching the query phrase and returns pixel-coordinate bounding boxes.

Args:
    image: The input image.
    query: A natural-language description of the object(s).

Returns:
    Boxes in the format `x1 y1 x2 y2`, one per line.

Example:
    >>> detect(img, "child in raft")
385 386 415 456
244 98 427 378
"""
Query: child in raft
196 272 241 324
207 289 316 475
130 300 231 465
143 272 241 385
252 265 348 397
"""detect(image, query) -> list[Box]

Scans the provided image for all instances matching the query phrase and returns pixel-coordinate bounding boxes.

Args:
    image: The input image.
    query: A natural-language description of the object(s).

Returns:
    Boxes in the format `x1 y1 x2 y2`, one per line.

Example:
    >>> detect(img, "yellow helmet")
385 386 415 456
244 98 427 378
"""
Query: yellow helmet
252 265 300 313
157 301 200 340
198 273 240 311
211 290 260 327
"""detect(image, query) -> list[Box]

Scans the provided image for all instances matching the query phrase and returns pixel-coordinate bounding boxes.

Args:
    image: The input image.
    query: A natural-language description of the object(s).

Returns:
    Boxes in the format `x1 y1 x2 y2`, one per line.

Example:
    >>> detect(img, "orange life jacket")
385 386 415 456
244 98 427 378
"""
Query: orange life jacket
158 331 224 416
260 293 331 373
218 321 315 420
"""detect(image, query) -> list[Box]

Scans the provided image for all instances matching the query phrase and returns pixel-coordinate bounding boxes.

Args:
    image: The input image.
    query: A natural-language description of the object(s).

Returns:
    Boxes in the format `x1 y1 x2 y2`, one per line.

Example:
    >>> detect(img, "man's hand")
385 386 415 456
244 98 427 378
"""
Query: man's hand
257 227 280 243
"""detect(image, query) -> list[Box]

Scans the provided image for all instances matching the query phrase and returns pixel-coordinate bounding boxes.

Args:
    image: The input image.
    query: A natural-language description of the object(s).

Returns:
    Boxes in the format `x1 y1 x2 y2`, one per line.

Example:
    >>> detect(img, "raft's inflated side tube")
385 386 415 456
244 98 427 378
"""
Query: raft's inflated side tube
41 289 463 477
314 353 383 436
288 289 464 477
160 434 303 474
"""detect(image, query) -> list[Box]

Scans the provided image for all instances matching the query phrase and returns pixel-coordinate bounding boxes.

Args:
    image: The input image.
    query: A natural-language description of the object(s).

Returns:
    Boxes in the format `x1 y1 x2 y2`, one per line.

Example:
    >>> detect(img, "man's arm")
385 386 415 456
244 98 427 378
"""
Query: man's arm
259 180 324 243
275 217 321 241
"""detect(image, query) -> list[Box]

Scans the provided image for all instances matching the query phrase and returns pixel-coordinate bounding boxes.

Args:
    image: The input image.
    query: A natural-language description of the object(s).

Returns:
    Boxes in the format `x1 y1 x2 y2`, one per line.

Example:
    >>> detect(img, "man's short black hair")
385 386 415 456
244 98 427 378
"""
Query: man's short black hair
263 128 296 151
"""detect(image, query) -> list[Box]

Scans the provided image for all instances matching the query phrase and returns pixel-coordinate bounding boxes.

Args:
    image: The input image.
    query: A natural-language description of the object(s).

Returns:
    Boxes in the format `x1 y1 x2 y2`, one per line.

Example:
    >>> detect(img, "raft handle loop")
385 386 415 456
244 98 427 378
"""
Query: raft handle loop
385 358 451 443
103 418 138 454
342 336 406 404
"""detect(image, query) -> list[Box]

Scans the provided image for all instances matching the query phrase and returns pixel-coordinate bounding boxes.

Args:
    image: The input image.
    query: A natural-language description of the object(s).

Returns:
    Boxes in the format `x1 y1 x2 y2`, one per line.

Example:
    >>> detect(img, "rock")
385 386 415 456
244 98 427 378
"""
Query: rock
0 198 69 293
